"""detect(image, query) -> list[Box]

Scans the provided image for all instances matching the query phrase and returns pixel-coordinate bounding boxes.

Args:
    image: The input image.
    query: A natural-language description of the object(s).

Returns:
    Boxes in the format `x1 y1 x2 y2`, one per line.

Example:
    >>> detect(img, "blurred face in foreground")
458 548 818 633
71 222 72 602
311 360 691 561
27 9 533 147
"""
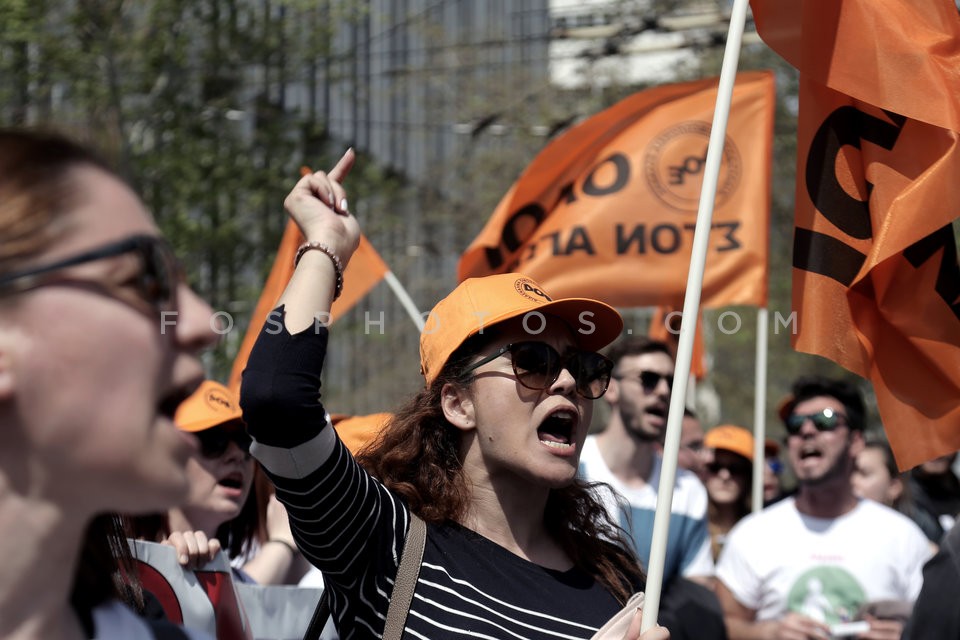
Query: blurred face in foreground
0 165 217 517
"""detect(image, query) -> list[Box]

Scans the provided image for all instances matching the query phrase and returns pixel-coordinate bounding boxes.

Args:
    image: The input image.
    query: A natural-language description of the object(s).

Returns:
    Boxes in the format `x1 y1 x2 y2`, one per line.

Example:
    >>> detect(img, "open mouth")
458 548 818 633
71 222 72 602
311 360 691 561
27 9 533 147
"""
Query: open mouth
218 472 244 490
799 447 822 461
647 405 667 421
537 409 577 451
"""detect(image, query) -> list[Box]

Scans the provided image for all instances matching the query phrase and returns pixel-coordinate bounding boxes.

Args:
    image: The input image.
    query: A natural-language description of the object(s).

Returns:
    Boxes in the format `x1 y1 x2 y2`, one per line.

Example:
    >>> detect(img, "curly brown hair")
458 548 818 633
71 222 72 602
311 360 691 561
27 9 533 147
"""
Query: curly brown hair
358 331 645 603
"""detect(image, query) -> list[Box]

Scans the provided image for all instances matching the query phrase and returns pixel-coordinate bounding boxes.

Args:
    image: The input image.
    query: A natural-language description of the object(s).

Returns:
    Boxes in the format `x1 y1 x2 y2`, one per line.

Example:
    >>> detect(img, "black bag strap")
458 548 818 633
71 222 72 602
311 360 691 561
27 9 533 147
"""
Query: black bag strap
301 513 427 640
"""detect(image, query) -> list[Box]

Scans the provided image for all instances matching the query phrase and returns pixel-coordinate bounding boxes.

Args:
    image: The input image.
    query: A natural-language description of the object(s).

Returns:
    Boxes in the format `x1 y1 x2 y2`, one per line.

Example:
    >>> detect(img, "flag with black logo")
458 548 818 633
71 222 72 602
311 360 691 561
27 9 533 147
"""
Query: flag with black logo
752 0 960 468
458 71 774 310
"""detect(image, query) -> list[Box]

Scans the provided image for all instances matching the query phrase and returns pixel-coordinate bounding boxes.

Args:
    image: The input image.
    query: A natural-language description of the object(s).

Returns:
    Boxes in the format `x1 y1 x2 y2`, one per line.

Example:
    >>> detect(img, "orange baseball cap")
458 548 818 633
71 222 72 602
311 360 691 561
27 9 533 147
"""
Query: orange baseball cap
174 380 244 433
330 412 392 455
705 424 755 462
419 273 623 386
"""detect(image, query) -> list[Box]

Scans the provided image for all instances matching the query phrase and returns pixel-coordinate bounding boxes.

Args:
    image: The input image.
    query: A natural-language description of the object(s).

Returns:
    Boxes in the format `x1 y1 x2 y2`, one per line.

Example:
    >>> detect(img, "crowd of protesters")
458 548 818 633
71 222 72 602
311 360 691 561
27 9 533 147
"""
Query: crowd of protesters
3 128 957 640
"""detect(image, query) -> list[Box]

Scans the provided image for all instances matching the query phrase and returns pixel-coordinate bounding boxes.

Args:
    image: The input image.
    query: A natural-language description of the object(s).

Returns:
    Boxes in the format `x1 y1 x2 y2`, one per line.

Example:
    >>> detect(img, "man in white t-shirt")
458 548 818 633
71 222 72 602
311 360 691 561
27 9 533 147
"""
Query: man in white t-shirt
579 337 714 584
715 376 932 640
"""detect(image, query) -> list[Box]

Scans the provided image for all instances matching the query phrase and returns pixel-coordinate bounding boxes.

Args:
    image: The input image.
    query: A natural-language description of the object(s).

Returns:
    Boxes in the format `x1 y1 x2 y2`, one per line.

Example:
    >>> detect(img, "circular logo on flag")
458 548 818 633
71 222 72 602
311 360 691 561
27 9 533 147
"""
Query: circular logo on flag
644 121 742 212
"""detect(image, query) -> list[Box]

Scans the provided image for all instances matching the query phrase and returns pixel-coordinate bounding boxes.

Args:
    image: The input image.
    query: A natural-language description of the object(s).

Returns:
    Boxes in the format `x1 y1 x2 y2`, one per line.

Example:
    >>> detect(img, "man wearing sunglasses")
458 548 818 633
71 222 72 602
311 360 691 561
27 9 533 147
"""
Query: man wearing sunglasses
715 376 932 640
579 337 725 639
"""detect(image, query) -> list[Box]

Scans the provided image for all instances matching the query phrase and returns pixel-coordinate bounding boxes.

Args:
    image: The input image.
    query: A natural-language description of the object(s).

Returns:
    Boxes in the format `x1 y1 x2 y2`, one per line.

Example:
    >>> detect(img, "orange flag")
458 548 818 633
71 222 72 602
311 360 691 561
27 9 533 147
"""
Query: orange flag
228 220 389 393
458 70 774 309
648 307 707 380
752 0 960 469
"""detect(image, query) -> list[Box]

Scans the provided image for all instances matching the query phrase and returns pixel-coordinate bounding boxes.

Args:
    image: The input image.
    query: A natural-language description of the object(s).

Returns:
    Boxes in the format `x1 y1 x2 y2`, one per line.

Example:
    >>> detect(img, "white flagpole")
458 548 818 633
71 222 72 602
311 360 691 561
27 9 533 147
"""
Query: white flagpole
640 0 750 631
383 270 425 331
752 307 769 513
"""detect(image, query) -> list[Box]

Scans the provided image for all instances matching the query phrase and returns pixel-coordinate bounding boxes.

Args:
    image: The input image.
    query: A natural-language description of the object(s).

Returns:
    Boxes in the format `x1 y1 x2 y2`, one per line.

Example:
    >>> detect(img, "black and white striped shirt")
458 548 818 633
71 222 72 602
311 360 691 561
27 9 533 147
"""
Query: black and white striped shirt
242 317 628 640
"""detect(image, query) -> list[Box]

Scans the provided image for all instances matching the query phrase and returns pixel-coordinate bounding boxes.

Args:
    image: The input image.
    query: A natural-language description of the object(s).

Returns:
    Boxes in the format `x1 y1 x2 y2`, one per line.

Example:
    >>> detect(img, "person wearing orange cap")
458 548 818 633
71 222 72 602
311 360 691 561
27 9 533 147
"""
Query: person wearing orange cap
239 152 669 640
702 425 754 562
129 380 254 565
128 380 309 588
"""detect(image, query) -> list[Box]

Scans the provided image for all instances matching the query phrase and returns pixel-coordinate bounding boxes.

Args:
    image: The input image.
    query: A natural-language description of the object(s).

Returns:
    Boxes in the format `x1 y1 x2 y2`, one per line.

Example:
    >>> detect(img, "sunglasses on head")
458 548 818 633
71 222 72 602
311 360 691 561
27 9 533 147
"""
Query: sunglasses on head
784 407 847 436
614 370 674 392
461 340 614 399
195 425 252 458
0 234 181 315
707 460 751 476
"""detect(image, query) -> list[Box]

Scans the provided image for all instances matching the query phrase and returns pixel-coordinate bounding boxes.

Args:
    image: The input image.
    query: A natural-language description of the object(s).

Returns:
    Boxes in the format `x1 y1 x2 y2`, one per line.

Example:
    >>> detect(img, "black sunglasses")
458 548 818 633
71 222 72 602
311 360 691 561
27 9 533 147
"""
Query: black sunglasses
195 425 252 459
0 234 181 314
614 370 674 392
707 460 751 476
784 408 847 436
462 341 614 399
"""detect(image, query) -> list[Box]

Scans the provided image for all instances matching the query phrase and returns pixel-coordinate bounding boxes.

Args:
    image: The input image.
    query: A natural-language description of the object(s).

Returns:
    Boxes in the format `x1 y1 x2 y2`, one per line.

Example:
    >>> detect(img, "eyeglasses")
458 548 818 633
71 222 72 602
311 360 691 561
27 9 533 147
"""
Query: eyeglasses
195 425 252 458
784 407 847 436
461 341 614 399
614 370 673 392
682 440 705 453
766 458 783 475
707 460 751 476
0 234 181 314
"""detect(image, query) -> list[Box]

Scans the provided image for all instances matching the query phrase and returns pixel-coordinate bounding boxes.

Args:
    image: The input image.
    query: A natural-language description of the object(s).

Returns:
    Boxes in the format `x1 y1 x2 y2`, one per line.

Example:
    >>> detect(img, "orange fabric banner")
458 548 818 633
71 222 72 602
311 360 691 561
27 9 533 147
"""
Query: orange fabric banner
457 70 774 309
648 307 707 380
752 0 960 469
228 221 389 393
334 233 390 322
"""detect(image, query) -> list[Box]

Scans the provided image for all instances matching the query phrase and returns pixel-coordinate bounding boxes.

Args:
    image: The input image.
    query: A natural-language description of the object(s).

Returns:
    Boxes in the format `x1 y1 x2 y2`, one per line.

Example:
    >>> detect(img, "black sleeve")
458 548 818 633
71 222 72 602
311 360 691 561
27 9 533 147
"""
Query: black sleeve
903 525 960 639
237 303 412 635
658 576 728 640
239 305 331 448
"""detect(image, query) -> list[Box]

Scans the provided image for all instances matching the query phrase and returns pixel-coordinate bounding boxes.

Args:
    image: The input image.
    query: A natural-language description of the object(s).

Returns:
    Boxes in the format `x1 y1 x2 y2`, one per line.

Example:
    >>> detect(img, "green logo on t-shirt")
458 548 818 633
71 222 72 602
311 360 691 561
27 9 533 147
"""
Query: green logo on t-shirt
786 567 867 625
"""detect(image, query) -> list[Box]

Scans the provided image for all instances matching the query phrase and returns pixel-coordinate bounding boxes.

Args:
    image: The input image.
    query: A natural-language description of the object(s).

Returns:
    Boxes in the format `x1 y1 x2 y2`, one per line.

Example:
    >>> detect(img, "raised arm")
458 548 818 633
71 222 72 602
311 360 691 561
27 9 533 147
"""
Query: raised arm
240 150 410 589
278 148 359 332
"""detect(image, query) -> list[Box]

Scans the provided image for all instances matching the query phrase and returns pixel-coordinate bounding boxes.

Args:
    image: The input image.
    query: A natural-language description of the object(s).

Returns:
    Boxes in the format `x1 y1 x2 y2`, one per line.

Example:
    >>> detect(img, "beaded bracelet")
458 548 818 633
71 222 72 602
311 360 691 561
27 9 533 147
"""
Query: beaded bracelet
294 241 343 300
